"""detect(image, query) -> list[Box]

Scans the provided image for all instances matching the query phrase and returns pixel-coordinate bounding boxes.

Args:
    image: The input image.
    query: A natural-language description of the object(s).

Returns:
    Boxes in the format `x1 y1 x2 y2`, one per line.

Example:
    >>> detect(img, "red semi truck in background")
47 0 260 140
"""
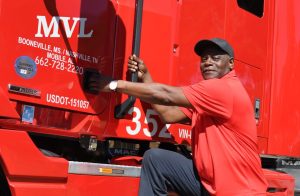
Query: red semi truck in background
0 0 299 195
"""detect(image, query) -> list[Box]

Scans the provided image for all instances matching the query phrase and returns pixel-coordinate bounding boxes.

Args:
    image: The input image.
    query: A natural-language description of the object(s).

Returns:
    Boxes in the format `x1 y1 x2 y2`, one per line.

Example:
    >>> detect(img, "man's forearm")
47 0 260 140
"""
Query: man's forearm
117 80 171 105
140 73 170 116
116 80 188 107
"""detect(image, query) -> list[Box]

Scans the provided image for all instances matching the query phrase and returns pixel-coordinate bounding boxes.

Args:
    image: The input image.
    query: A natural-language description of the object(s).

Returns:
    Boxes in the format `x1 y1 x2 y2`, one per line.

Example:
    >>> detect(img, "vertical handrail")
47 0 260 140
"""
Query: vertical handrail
114 0 144 119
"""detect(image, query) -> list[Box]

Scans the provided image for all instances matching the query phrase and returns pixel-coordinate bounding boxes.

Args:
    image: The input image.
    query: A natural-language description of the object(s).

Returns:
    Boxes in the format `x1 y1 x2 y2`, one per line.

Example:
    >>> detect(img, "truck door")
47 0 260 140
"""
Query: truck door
0 0 117 131
225 0 269 151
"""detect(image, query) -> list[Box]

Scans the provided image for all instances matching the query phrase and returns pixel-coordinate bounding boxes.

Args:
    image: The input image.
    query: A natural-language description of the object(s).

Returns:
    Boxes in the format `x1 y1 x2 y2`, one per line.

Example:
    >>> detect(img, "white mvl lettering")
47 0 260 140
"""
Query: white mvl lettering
35 16 93 38
179 129 191 139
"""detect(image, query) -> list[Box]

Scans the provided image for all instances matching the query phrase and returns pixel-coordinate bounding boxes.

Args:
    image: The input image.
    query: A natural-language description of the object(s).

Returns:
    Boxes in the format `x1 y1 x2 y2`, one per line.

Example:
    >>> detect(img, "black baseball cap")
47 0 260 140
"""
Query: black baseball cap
194 38 234 58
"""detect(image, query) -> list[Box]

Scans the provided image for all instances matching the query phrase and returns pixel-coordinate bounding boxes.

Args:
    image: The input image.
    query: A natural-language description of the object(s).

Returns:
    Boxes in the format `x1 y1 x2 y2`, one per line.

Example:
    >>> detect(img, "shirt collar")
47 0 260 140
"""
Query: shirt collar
222 70 236 79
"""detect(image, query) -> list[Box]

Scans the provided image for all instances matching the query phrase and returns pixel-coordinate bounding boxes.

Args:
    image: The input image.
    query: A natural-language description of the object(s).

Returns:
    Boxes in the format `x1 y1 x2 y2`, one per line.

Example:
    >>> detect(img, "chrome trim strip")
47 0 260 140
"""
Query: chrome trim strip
68 161 141 177
8 84 41 97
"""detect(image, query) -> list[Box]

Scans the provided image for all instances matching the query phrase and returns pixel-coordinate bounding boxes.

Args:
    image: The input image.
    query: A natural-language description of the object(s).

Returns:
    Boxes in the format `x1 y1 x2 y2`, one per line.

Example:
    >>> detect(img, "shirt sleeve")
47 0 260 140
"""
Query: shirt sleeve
181 79 233 119
180 107 193 120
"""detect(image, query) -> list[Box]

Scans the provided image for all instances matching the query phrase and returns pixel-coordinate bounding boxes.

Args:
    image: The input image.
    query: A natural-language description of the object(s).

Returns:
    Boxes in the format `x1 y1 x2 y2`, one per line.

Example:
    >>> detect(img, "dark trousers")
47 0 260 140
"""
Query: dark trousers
138 148 209 196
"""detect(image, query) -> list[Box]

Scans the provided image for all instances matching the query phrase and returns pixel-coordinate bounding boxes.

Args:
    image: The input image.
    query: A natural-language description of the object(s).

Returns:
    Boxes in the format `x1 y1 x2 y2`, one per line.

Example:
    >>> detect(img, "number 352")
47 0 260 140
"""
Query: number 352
126 107 172 138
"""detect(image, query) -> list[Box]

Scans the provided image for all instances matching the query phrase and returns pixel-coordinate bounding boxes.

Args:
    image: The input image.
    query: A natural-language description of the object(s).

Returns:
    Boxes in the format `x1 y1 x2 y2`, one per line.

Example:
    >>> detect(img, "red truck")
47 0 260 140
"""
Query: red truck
0 0 298 195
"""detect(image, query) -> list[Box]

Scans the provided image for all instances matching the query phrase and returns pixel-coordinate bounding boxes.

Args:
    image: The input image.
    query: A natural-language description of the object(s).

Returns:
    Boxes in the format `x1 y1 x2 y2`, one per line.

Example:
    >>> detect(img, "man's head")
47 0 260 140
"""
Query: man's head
194 38 234 80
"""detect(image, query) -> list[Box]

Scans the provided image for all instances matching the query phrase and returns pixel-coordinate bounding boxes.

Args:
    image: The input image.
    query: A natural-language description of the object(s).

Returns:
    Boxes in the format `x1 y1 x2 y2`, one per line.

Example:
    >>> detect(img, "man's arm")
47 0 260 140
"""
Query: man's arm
116 81 188 106
151 105 191 124
117 80 191 124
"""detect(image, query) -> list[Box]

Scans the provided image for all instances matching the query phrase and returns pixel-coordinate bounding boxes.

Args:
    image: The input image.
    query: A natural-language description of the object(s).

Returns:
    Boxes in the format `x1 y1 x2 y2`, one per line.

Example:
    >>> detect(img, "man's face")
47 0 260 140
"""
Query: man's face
200 45 234 80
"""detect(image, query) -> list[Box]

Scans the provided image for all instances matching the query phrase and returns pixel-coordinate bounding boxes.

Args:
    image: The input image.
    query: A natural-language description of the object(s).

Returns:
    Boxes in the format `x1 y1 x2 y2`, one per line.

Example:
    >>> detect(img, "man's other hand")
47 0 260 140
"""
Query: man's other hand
128 54 152 82
85 71 112 93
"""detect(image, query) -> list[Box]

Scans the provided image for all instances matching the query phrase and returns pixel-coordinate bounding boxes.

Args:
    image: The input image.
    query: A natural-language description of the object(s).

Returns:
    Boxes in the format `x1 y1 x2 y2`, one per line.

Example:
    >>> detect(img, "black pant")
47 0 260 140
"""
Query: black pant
138 148 209 196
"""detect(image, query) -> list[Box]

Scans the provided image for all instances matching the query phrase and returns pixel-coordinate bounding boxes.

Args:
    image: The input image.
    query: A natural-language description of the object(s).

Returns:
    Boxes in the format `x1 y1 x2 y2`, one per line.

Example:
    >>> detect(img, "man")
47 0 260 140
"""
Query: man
88 38 268 195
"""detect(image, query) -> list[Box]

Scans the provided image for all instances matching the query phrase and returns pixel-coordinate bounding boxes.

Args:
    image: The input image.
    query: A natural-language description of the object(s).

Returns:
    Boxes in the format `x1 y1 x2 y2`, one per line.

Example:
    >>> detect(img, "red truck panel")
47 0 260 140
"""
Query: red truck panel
267 0 300 156
10 175 139 196
0 130 139 196
263 169 295 196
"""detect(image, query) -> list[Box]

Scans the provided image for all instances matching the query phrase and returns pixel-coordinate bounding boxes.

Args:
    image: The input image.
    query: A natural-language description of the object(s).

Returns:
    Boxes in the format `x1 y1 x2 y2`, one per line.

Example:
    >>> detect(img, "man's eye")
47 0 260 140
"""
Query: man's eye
202 57 208 61
212 56 221 61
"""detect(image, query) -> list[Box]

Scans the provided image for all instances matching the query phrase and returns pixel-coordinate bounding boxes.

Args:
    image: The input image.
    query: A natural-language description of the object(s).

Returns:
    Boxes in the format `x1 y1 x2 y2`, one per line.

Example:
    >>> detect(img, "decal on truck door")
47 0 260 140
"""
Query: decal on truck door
22 105 35 123
46 93 90 110
14 56 37 79
18 37 95 76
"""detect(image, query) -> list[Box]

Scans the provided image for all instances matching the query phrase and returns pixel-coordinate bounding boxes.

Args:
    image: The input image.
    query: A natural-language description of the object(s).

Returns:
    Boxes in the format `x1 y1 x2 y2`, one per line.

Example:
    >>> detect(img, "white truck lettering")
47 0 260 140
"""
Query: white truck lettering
35 16 93 38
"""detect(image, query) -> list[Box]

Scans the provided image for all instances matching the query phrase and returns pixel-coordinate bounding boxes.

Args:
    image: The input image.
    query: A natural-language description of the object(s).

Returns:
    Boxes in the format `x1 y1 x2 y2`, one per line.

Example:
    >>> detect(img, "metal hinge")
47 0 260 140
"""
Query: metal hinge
254 98 261 120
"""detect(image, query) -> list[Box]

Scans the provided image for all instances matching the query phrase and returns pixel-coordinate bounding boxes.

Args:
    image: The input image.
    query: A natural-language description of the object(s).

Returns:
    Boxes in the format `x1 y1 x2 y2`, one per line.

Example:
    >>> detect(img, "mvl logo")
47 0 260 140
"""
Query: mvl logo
35 16 93 38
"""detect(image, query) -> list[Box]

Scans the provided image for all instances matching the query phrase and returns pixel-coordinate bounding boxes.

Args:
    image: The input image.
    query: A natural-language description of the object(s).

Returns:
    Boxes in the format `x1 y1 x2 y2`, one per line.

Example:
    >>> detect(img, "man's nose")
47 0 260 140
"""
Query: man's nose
203 57 214 65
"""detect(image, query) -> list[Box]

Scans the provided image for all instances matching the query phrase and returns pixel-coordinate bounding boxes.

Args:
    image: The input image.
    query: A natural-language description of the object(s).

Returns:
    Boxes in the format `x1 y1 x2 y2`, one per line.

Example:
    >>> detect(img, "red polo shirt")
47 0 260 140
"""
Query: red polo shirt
181 71 267 195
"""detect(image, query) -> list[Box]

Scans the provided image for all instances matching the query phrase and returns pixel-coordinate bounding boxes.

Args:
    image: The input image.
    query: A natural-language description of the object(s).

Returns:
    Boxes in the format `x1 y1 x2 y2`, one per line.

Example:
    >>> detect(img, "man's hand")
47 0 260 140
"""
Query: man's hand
128 54 152 83
86 71 112 93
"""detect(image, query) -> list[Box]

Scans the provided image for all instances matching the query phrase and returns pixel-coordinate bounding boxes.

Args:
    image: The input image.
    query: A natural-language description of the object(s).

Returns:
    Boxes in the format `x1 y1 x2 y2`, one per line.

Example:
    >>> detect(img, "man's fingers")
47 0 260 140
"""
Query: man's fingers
128 59 138 65
128 68 136 72
128 54 146 73
128 63 138 69
128 66 138 72
133 56 143 64
128 55 144 65
131 54 142 62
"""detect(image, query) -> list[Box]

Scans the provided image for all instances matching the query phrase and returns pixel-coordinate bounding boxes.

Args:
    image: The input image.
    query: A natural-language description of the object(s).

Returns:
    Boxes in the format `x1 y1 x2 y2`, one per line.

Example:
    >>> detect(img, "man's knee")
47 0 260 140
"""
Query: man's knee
143 148 166 163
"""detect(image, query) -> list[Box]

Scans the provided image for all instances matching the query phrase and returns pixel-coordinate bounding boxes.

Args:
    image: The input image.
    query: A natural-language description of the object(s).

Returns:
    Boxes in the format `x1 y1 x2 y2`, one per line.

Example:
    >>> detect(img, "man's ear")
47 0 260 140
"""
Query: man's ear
229 58 234 70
